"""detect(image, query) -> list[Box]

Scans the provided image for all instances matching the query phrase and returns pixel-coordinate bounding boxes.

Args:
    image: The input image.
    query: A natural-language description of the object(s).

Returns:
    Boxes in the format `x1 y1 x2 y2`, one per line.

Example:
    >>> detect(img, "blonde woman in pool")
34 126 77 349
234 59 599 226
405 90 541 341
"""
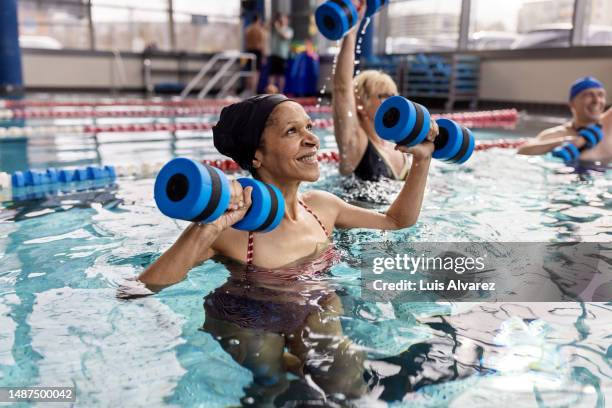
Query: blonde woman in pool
332 1 430 181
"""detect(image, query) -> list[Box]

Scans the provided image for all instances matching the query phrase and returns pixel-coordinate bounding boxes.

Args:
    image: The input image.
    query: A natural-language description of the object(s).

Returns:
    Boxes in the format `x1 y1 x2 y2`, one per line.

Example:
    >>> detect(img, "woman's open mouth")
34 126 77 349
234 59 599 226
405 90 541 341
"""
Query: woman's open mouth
297 151 318 165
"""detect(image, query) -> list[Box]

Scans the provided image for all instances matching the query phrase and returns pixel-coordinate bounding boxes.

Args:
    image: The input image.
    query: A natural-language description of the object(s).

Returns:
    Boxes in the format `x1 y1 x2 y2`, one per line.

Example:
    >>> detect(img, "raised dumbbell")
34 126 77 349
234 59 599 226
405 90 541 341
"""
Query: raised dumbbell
154 157 284 232
374 96 475 164
315 0 388 41
552 123 603 162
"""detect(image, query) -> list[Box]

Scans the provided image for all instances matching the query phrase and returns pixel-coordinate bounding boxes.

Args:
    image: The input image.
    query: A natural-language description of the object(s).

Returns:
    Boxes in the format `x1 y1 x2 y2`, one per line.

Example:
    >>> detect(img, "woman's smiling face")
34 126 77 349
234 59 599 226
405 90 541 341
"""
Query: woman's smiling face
254 101 320 183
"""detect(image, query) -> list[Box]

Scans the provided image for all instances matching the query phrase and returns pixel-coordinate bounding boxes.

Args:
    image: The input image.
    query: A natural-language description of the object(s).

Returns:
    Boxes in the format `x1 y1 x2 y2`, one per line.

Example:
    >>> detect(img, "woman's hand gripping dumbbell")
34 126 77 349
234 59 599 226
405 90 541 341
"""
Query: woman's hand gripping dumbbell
154 158 285 232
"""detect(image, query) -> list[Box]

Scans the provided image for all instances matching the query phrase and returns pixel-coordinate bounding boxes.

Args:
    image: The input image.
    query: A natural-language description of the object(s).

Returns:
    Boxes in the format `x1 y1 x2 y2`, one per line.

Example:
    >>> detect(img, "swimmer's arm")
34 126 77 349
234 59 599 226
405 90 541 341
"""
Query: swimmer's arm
516 127 583 155
332 14 368 175
313 156 432 230
137 223 220 288
603 106 612 125
138 185 252 288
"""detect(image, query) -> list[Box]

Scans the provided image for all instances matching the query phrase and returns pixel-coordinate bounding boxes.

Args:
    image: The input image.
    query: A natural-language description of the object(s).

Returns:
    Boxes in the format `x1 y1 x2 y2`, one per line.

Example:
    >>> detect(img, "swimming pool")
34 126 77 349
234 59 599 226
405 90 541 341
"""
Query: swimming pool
0 104 610 407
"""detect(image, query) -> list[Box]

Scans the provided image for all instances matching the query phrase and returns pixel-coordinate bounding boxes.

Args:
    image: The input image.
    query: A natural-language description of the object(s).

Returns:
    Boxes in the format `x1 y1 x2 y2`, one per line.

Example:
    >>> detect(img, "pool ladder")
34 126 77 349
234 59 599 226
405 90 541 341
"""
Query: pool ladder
179 51 257 99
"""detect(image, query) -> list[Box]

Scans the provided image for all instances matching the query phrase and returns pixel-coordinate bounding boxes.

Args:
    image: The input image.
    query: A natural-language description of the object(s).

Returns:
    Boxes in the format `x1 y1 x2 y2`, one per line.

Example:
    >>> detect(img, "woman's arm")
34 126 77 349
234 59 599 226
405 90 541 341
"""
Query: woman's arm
137 223 221 288
138 184 252 288
332 8 368 175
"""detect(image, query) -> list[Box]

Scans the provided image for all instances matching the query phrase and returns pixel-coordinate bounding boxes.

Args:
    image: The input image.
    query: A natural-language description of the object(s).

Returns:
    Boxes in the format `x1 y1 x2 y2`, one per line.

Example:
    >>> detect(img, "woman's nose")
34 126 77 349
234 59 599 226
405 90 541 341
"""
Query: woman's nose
303 131 319 147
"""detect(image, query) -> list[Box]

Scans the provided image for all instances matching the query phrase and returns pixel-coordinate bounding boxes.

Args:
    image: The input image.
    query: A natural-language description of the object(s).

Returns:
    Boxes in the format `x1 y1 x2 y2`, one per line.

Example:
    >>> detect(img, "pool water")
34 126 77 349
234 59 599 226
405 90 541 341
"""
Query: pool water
0 114 610 407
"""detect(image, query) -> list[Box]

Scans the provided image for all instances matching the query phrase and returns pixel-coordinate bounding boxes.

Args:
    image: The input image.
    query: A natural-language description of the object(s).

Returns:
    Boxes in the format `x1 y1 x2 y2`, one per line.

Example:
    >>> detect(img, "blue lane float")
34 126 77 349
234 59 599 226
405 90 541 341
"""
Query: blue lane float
11 165 116 188
8 165 116 202
154 157 284 232
374 95 475 164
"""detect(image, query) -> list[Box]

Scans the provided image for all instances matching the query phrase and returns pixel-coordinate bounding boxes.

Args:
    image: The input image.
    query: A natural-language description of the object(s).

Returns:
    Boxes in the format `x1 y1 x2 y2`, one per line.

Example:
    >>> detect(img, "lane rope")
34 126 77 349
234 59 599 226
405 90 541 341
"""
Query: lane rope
0 139 528 194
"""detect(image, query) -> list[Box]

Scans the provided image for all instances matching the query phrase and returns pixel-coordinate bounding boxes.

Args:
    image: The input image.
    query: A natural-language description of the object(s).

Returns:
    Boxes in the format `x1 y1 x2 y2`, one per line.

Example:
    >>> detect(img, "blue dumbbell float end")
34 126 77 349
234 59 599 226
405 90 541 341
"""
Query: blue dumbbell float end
315 0 357 40
578 124 603 147
154 157 231 224
374 95 431 146
233 179 285 233
552 142 580 162
433 119 475 163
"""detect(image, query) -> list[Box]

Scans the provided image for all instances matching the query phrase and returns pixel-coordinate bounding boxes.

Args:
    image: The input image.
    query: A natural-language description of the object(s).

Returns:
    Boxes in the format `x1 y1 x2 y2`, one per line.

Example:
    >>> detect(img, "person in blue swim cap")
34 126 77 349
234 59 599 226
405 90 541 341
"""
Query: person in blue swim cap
517 76 611 162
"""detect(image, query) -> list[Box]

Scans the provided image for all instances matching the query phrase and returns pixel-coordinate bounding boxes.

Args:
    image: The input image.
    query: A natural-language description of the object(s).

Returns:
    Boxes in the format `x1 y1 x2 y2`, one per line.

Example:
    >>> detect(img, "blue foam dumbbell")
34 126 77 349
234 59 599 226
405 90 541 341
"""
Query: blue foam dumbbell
374 95 475 164
315 0 388 40
154 158 284 232
577 123 603 148
552 142 580 162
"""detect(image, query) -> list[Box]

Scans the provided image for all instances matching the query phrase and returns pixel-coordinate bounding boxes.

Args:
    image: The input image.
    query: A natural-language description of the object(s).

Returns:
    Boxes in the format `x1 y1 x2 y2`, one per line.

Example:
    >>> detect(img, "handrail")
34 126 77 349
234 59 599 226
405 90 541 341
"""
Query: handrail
180 51 256 99
111 49 128 94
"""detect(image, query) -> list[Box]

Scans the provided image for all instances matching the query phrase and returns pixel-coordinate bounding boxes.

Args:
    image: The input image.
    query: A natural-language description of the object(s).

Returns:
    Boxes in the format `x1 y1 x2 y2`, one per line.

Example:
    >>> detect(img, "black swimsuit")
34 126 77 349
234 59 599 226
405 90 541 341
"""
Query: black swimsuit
354 141 410 181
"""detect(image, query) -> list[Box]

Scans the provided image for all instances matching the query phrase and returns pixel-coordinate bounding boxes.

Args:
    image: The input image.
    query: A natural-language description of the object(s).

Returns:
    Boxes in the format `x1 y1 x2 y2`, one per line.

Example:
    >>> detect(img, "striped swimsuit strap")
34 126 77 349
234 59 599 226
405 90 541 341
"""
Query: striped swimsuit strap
246 200 329 266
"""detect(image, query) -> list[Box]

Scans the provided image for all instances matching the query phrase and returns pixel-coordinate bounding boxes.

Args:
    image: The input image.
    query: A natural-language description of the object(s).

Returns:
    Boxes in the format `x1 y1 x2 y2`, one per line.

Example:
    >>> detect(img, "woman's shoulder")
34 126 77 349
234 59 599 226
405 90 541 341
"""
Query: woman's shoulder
301 190 343 217
301 189 340 205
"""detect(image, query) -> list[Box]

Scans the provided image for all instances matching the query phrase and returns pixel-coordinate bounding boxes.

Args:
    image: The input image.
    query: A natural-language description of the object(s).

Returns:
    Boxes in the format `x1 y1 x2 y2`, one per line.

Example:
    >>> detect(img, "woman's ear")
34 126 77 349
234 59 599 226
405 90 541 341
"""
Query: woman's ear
252 149 263 169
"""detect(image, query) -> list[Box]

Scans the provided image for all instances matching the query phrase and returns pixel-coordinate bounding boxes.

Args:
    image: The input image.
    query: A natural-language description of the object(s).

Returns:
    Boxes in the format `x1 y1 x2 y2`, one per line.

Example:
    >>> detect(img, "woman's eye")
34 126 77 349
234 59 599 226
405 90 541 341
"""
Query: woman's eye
287 127 296 134
306 123 313 130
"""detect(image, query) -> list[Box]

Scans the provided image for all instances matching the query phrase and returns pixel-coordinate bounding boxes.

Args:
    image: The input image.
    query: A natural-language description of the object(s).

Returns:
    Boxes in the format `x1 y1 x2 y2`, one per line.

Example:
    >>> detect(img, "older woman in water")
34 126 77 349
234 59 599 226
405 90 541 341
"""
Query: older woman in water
138 94 437 403
139 94 436 282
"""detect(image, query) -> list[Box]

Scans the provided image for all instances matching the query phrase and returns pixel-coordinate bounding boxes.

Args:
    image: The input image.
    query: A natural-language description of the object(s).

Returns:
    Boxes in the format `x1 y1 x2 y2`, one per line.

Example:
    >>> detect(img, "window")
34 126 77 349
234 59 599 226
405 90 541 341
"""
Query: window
386 0 462 53
93 0 168 10
469 0 574 50
91 5 171 52
584 0 612 45
18 0 91 49
172 3 241 53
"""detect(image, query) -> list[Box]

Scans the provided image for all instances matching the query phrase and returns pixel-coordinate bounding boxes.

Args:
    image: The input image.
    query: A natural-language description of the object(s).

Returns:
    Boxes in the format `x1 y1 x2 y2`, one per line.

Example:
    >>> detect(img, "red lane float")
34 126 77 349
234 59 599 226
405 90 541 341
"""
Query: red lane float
0 115 522 138
0 109 519 131
0 97 321 109
0 105 333 120
0 118 336 137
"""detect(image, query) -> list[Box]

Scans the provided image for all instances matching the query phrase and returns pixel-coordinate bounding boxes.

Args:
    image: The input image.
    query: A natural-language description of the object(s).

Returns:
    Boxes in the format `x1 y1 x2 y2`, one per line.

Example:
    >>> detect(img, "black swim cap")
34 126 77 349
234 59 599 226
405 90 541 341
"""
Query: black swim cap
213 94 291 170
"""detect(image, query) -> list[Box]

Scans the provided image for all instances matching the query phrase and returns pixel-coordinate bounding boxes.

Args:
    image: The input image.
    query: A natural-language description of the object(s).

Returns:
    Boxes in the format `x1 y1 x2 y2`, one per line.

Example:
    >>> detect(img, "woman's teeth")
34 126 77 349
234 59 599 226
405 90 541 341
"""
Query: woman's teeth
298 154 317 164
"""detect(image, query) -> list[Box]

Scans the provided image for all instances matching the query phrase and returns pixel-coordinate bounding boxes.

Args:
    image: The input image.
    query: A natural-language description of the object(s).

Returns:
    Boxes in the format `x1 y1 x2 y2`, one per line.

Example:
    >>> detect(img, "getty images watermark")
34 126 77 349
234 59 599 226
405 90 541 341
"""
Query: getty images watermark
360 242 611 302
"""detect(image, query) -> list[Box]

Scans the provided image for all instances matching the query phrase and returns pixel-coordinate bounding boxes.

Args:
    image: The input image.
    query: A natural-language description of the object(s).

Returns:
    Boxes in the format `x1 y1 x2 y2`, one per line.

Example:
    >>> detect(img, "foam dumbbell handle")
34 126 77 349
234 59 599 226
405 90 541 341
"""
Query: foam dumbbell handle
233 178 285 233
432 119 475 164
315 0 358 40
552 142 580 162
374 95 431 146
154 157 231 224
